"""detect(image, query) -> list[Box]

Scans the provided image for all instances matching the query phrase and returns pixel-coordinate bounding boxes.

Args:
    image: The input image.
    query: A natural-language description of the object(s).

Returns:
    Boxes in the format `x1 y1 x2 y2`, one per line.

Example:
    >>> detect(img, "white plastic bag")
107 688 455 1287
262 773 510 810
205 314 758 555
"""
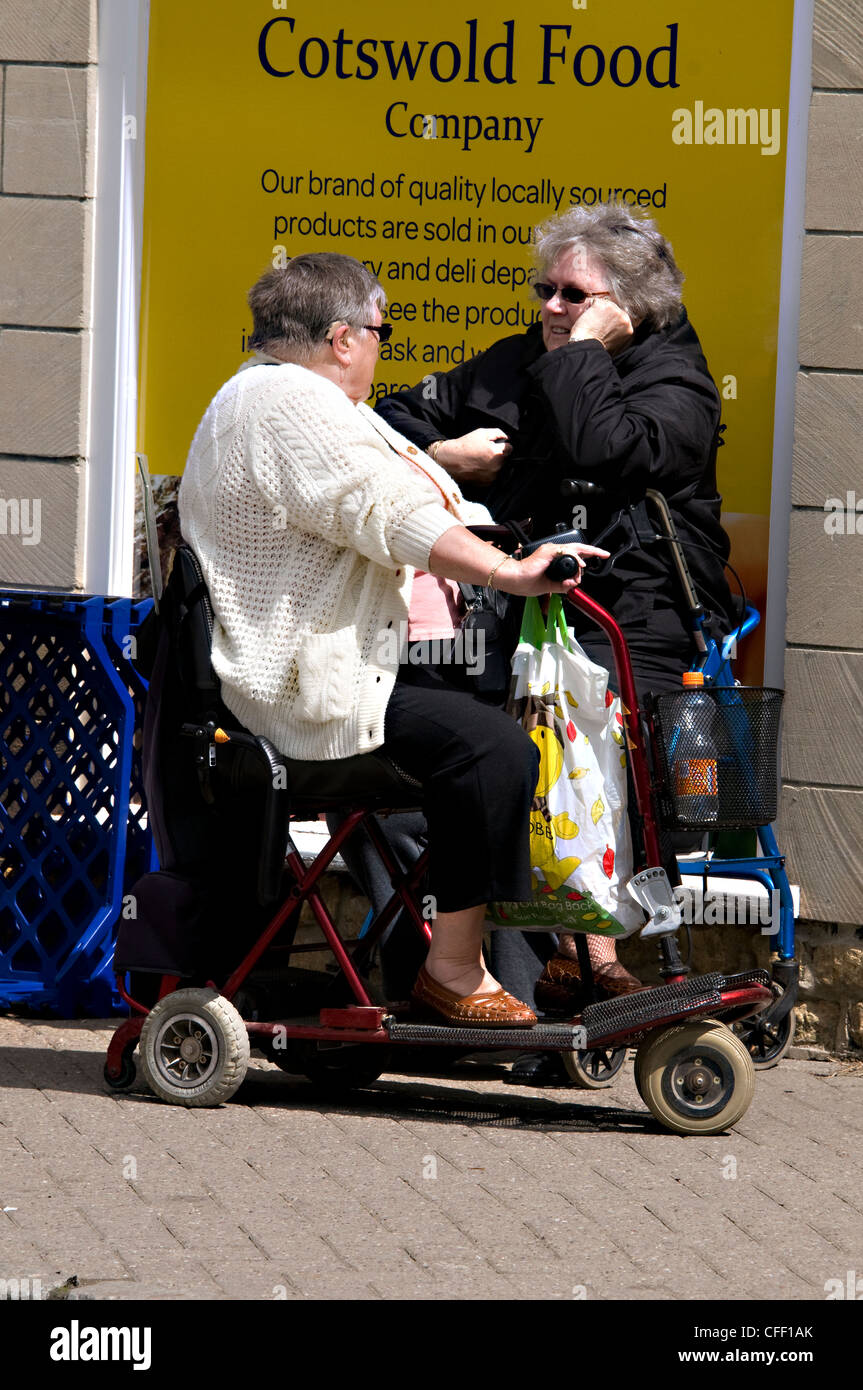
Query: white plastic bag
491 596 642 937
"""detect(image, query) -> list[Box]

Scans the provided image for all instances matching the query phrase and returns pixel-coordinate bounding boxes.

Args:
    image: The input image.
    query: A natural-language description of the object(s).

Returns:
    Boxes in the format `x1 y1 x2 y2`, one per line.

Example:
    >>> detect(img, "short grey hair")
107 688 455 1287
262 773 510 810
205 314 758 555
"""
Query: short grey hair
534 204 684 330
247 253 386 362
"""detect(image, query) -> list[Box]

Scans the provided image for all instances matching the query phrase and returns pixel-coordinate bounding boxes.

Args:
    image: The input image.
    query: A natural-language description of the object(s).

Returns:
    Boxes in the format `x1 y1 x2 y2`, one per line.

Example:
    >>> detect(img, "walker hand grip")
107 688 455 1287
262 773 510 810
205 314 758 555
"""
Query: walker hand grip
522 526 591 580
545 553 579 581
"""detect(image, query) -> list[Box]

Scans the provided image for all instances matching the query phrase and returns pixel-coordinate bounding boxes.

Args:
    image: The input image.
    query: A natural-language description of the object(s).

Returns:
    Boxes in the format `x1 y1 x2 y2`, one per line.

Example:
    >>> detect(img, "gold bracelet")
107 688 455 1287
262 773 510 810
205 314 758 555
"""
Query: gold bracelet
428 440 444 461
487 554 509 590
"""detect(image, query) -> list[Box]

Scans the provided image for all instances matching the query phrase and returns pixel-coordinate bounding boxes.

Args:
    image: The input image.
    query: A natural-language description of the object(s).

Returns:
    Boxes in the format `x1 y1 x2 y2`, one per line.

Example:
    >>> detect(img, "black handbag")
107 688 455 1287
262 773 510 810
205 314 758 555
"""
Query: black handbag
456 583 515 702
455 519 532 702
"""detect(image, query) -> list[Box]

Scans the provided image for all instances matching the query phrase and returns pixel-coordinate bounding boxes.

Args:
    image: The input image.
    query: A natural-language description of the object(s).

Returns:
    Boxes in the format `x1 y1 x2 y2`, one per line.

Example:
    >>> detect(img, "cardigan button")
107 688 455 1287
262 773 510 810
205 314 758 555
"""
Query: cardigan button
395 569 401 577
387 621 393 629
407 445 418 455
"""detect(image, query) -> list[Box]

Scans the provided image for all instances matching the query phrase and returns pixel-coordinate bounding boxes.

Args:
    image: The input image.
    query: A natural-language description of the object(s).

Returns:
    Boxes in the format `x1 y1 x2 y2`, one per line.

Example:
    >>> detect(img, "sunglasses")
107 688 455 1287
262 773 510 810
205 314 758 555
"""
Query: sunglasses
533 283 613 305
326 321 394 343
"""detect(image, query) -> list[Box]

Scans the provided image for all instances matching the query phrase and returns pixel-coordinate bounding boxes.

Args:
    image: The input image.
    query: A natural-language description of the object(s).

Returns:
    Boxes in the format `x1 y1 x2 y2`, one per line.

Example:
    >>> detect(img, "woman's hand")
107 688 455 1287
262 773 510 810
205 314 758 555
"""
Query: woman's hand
568 297 636 355
426 528 608 593
492 543 611 597
432 428 512 484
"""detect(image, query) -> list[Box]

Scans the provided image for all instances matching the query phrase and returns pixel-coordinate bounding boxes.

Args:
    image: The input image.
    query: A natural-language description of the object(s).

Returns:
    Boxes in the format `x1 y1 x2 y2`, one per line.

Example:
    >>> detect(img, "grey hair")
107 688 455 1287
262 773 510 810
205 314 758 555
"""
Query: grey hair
247 253 386 362
534 204 684 330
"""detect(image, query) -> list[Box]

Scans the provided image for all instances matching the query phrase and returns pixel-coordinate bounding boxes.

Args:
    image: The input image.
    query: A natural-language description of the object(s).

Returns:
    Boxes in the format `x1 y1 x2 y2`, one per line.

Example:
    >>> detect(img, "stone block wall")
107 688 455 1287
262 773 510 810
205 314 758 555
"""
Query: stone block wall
775 0 863 1052
0 0 96 588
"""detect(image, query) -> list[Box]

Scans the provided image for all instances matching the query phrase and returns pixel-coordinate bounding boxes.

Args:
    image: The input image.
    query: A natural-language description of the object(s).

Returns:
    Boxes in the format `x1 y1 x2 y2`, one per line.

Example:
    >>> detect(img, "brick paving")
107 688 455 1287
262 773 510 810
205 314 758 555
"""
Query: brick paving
0 1014 861 1301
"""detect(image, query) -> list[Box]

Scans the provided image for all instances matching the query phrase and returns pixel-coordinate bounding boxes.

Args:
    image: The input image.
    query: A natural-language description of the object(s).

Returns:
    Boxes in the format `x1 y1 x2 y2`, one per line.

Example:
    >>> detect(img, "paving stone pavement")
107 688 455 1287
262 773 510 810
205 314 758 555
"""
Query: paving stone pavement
0 1015 861 1302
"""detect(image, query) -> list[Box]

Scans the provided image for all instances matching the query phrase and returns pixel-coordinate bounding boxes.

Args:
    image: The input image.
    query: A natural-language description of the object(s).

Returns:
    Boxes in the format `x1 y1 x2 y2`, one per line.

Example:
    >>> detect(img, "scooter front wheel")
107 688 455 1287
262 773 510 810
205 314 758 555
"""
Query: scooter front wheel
635 1020 755 1136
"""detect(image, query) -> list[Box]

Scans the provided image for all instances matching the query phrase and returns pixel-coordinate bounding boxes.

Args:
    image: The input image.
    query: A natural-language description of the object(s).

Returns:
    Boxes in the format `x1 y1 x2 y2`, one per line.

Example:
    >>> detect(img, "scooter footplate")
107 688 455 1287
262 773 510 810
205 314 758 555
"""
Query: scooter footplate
387 1020 587 1049
723 969 772 990
583 971 727 1044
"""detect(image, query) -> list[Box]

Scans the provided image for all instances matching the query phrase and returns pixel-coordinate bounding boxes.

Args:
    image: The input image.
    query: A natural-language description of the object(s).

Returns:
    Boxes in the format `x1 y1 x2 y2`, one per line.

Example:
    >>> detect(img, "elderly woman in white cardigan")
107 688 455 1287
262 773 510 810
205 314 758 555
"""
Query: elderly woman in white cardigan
179 253 604 1027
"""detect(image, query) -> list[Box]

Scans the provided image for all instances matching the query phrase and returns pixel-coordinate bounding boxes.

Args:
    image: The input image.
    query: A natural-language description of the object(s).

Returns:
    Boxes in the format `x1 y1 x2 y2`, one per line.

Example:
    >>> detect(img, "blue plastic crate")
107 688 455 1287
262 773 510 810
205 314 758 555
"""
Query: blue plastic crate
0 591 156 1014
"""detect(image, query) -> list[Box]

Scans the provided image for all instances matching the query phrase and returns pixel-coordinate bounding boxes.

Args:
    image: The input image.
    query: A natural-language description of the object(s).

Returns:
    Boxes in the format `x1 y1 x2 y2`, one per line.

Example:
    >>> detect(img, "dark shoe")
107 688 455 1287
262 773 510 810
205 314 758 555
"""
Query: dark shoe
411 967 537 1028
534 953 647 1013
505 1052 569 1086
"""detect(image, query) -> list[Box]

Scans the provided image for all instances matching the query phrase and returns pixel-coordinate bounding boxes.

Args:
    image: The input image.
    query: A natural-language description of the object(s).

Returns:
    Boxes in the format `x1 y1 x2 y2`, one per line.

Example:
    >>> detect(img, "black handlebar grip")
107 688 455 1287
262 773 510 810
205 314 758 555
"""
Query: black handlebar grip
545 553 579 581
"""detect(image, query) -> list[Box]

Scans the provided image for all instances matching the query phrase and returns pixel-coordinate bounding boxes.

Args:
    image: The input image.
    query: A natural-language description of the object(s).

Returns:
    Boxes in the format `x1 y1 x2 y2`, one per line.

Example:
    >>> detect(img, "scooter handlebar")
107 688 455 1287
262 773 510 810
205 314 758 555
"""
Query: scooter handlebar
520 527 603 580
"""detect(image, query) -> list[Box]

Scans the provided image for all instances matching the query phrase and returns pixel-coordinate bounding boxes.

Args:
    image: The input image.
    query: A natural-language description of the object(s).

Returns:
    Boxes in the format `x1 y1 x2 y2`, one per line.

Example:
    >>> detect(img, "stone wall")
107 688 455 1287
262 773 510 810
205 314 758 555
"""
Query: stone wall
775 0 863 1051
0 0 96 588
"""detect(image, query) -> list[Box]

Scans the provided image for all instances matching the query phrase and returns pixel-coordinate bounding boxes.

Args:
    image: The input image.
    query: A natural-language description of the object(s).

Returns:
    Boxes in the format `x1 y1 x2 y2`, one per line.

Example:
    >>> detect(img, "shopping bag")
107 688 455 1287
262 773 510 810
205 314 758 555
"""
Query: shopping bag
490 595 643 937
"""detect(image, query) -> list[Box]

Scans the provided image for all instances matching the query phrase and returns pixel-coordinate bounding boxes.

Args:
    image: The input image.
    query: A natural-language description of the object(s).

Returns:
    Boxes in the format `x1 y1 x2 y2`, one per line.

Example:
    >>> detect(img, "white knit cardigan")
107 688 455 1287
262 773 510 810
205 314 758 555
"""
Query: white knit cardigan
178 358 492 760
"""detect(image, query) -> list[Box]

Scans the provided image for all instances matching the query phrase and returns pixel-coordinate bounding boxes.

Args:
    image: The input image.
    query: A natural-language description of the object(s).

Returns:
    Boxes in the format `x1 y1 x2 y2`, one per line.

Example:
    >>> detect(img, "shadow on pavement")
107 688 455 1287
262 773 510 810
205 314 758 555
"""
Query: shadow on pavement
0 1025 661 1134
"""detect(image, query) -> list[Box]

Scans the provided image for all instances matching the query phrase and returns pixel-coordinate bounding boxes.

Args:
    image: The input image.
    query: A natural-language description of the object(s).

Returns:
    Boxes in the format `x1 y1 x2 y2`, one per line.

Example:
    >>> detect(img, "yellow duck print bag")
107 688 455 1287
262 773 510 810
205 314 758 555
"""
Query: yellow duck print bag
490 596 642 937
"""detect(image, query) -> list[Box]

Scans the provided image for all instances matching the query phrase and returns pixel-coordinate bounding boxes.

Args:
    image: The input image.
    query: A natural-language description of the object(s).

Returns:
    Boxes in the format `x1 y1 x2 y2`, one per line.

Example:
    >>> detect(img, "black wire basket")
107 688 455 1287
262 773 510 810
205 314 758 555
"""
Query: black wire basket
650 686 785 830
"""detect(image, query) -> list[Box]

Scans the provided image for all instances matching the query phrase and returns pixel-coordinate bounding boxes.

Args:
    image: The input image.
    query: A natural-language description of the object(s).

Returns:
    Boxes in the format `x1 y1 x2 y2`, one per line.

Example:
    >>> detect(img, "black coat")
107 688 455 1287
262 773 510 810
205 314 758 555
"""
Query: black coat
376 312 735 658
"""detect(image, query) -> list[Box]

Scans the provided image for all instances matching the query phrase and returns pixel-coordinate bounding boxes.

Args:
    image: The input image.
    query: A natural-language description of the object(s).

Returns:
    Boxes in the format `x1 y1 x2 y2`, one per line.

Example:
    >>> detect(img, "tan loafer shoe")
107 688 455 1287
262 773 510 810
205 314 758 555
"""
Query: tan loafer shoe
411 967 537 1028
535 953 647 1013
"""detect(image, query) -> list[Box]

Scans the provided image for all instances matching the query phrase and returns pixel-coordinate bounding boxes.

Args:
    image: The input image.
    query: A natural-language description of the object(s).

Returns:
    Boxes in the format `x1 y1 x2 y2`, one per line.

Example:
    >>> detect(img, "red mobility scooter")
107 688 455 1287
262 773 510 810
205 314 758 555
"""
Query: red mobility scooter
106 539 774 1136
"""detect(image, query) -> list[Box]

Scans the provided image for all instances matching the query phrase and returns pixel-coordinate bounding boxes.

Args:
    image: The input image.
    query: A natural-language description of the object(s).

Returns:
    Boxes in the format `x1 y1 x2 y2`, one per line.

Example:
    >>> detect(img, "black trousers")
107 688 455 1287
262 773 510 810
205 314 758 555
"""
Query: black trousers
330 661 539 995
380 664 540 913
336 645 685 1004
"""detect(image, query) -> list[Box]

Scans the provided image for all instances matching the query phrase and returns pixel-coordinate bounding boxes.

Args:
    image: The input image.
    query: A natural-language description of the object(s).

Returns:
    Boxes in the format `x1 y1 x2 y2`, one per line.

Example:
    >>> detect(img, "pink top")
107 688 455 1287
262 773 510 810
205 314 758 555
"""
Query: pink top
408 571 463 640
375 442 466 641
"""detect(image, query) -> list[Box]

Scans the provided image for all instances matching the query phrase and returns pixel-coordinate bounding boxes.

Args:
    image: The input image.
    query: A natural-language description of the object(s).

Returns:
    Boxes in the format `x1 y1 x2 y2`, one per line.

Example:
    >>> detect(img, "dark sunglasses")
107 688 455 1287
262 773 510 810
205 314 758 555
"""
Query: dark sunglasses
533 282 613 305
326 321 394 343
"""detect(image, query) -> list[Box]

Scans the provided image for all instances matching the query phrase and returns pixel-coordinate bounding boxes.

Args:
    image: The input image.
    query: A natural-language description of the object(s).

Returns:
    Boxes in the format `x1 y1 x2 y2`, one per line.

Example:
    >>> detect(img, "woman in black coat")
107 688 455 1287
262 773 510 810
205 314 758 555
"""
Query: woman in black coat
377 204 734 686
374 205 736 1066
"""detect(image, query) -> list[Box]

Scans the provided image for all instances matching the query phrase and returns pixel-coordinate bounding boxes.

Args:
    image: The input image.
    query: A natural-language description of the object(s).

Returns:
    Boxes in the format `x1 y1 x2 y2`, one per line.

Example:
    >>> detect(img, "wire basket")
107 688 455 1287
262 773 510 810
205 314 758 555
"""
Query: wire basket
651 686 784 830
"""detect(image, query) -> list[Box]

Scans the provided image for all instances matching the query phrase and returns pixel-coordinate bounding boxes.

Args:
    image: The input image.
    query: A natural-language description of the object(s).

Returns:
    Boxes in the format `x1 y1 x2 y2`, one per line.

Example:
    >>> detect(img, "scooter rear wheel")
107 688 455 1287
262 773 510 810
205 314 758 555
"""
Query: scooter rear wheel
636 1020 755 1136
138 987 250 1107
562 1046 628 1089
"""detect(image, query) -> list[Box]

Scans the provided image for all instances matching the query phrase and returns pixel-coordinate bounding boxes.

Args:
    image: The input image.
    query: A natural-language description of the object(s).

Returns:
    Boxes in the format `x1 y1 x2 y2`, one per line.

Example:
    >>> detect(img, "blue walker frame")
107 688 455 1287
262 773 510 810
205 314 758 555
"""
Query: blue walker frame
680 605 795 968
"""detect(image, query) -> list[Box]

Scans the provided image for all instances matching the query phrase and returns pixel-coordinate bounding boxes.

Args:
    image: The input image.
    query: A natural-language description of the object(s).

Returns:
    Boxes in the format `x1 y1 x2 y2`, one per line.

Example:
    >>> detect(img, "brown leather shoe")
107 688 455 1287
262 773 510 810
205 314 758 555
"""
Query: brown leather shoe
535 953 647 1013
411 967 537 1028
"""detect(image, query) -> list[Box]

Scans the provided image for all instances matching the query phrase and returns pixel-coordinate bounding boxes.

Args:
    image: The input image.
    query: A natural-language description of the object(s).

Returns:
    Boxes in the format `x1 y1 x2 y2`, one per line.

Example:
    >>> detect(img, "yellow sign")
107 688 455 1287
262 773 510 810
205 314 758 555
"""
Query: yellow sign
139 0 794 541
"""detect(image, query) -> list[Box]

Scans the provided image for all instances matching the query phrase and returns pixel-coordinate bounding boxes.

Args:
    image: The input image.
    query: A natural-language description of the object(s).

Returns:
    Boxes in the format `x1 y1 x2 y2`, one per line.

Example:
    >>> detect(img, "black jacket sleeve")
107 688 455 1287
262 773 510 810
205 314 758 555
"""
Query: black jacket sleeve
375 356 482 450
528 335 721 496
